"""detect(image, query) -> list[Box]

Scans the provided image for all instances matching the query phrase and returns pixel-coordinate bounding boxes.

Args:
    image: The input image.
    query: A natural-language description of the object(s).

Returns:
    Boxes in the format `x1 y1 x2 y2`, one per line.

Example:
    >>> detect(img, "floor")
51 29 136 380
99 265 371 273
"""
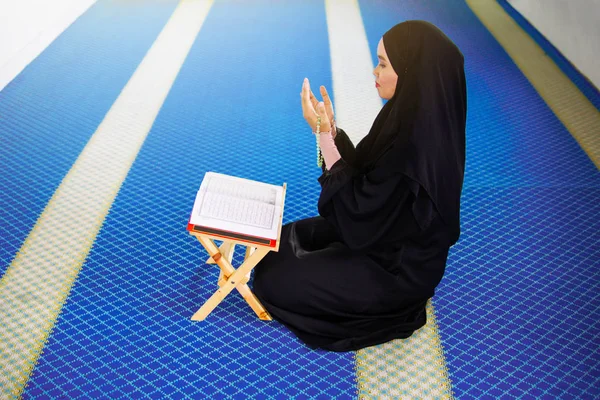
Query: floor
0 0 598 398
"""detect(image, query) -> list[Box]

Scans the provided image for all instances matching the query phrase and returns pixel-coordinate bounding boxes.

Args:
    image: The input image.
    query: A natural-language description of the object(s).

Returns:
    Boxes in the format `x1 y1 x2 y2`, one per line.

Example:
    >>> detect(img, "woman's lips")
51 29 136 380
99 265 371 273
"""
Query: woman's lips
376 83 380 88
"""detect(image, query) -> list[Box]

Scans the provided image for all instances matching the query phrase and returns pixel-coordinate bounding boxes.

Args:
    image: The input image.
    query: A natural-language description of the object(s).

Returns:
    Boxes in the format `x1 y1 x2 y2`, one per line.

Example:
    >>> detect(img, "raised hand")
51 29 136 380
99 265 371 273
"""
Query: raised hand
309 86 335 128
319 85 335 127
301 78 331 133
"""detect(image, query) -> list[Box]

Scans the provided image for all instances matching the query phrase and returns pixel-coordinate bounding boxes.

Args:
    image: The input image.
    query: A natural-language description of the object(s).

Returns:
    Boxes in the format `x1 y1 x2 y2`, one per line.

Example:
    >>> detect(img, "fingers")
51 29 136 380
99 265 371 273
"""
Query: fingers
301 79 333 132
317 102 331 131
301 78 318 130
309 90 319 109
317 102 326 116
320 86 332 110
320 85 335 122
320 85 330 101
300 77 309 98
301 78 312 117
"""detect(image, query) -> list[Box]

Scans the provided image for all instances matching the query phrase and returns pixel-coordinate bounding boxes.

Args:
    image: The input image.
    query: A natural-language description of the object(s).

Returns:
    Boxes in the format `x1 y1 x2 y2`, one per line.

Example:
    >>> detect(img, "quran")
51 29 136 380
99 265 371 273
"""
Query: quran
187 172 286 248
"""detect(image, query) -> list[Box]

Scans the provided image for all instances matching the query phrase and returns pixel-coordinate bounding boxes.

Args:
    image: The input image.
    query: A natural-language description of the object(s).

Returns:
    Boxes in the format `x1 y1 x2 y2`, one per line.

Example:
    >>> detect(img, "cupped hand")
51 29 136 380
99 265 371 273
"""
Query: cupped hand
310 85 335 127
301 78 331 133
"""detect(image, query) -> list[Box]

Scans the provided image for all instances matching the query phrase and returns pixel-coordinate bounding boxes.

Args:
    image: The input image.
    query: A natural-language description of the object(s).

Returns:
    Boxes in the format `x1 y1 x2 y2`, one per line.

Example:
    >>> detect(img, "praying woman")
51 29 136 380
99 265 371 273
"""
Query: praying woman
253 20 467 352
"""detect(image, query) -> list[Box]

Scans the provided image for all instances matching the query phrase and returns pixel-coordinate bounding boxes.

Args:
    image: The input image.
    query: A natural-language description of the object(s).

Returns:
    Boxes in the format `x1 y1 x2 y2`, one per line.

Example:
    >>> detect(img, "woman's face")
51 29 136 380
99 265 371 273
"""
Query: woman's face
373 38 398 100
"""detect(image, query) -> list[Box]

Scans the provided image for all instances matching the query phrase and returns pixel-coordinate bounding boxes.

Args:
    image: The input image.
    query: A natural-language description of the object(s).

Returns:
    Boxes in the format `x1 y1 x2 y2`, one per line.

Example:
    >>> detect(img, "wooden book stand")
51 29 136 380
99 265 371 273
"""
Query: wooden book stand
188 183 286 321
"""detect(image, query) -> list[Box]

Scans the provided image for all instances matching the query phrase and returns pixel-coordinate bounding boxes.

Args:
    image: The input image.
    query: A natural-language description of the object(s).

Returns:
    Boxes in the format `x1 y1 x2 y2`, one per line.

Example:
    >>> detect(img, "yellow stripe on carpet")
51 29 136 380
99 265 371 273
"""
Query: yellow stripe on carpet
0 1 213 398
356 301 454 399
466 0 600 169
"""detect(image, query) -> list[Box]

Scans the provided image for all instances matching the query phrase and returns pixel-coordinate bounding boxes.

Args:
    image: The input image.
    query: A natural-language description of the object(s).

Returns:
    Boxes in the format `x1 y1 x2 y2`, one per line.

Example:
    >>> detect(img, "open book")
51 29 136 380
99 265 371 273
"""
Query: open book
187 172 286 247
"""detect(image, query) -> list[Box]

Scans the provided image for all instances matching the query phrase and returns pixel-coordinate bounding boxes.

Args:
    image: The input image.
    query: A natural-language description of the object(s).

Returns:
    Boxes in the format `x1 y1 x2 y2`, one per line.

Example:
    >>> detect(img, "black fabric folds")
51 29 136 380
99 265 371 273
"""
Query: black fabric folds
253 21 466 352
351 21 467 241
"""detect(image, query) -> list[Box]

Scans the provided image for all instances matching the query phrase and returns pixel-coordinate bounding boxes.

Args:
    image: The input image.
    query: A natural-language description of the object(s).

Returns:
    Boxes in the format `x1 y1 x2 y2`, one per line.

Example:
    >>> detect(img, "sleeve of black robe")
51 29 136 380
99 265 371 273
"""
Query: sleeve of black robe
317 143 424 252
333 127 357 167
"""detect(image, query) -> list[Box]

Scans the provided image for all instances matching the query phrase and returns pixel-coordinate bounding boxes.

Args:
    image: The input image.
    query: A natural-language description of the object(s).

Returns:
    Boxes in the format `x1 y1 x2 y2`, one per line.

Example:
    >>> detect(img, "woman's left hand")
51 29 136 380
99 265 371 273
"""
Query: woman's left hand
300 78 331 133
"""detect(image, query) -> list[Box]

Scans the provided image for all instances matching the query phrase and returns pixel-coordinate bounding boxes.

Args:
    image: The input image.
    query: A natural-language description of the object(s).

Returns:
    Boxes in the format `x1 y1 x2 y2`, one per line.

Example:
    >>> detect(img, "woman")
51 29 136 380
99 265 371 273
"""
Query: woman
253 20 466 352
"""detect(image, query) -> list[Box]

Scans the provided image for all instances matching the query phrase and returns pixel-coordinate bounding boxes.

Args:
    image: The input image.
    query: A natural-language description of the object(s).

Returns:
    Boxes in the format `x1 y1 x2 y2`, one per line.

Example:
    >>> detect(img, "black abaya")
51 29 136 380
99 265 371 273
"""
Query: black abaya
253 21 466 352
253 129 452 351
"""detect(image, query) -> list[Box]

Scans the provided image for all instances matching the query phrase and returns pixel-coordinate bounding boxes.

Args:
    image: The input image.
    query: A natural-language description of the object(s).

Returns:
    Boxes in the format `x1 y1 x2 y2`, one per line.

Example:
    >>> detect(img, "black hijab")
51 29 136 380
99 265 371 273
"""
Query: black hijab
355 20 466 239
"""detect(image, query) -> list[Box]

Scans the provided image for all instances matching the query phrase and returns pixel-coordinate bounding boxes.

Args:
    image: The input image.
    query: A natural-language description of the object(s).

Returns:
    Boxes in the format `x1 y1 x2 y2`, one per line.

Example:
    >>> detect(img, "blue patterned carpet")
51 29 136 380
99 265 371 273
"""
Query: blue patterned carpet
0 0 598 398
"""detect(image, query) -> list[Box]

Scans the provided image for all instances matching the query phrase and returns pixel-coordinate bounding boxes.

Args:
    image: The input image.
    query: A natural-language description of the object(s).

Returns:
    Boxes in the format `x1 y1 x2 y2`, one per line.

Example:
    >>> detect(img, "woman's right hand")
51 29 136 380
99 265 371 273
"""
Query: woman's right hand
310 86 335 129
301 78 332 133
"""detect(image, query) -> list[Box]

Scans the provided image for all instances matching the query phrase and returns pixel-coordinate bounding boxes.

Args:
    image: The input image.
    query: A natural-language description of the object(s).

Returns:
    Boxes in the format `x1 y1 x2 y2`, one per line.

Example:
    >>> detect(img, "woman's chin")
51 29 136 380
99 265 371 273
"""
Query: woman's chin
376 88 390 100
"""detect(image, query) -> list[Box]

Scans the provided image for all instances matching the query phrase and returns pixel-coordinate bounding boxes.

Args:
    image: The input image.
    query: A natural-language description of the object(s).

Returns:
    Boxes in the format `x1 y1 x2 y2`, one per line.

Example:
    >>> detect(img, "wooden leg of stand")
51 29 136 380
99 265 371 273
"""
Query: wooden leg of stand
219 242 235 287
243 246 255 283
236 286 272 320
244 246 255 259
192 236 271 321
206 241 234 264
191 246 270 321
216 252 269 319
207 242 236 286
199 237 239 287
238 245 269 319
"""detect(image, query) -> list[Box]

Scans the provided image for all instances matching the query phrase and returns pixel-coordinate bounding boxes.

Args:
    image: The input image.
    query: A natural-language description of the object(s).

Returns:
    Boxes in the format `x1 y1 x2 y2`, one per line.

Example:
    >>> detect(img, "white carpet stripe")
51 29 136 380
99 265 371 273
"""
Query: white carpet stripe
324 0 454 398
0 1 213 398
324 0 383 144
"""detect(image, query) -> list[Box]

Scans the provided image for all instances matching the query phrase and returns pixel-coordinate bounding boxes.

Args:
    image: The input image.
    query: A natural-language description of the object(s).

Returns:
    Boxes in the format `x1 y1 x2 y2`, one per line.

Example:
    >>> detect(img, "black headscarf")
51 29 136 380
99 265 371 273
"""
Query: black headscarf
355 20 466 239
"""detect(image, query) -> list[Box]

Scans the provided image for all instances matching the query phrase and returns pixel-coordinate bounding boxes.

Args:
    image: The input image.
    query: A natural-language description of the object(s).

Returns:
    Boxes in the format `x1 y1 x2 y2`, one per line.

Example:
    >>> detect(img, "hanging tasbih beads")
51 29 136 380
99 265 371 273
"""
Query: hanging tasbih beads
316 116 323 168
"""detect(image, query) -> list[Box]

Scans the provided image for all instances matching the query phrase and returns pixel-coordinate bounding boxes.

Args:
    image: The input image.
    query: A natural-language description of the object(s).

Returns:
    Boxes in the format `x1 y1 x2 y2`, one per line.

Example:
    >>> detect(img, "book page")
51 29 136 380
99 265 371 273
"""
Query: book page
189 172 285 240
199 191 275 229
205 178 277 206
